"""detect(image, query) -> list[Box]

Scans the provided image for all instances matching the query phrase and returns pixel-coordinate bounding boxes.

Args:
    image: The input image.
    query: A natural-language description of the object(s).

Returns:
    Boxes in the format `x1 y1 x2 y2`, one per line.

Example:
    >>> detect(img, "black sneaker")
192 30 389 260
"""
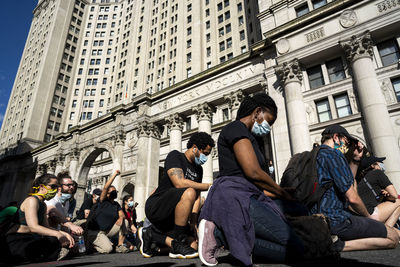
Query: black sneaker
169 238 199 259
137 227 153 258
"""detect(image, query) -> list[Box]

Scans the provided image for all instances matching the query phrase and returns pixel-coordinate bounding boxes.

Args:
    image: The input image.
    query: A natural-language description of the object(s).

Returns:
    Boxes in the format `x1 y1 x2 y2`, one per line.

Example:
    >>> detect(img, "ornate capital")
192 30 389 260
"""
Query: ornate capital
56 153 65 166
166 113 185 131
340 31 374 63
137 121 161 139
193 103 214 122
113 129 126 145
36 163 47 176
70 148 80 160
275 58 303 86
224 90 245 111
47 159 57 174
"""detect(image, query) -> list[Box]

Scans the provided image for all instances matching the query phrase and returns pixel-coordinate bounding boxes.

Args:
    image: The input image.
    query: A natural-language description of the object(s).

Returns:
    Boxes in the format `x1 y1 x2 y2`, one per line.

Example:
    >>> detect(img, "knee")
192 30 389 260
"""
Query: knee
97 243 113 254
181 188 196 203
386 227 399 248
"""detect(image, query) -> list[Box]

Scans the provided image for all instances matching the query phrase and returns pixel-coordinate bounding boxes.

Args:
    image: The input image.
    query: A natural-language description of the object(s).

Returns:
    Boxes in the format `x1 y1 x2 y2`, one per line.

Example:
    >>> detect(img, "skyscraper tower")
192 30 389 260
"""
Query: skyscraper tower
0 0 261 152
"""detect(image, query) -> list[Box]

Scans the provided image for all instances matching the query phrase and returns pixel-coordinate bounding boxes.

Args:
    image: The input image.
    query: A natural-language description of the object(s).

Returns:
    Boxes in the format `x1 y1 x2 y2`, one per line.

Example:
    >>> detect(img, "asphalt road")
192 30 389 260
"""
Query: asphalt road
17 246 400 267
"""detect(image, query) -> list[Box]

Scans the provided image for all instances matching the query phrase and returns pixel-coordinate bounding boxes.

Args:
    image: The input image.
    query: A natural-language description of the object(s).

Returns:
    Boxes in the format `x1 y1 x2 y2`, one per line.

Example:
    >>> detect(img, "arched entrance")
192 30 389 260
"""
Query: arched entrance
74 146 116 211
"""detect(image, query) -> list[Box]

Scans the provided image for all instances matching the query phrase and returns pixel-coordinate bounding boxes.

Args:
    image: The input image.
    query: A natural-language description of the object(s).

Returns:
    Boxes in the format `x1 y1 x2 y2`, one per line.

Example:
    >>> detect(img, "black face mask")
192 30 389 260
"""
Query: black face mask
109 190 117 199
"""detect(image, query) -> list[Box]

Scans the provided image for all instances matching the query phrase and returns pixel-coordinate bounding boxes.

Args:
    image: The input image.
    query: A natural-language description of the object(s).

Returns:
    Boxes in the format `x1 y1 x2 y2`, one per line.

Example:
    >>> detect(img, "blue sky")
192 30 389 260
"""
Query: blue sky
0 1 37 128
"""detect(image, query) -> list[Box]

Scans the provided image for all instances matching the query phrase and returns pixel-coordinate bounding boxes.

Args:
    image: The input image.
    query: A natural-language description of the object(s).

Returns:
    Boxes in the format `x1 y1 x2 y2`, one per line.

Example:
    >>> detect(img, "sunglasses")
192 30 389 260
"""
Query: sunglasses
62 183 75 187
45 184 59 190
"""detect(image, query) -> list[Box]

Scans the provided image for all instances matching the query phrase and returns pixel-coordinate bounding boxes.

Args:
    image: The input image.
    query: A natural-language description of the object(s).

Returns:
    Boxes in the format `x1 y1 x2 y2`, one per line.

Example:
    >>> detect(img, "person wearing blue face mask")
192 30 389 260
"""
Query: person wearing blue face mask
45 171 84 237
198 93 304 266
139 132 215 260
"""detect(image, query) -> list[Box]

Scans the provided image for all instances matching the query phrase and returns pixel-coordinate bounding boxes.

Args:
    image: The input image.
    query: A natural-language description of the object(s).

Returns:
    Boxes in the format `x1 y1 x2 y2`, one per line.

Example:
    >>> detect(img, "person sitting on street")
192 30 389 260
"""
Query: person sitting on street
122 195 138 250
66 181 78 221
3 173 75 264
357 156 400 237
74 188 102 226
86 170 130 253
45 171 83 236
138 132 214 259
311 124 398 251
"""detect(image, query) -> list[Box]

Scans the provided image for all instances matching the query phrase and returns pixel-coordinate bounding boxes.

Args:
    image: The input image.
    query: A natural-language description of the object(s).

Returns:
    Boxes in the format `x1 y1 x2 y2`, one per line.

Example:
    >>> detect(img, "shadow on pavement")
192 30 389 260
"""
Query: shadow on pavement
115 263 196 267
22 261 108 267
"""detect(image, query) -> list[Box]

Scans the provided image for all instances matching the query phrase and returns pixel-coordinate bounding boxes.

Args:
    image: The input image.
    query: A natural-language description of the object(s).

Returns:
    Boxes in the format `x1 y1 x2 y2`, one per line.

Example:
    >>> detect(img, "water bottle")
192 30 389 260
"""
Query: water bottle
77 236 86 253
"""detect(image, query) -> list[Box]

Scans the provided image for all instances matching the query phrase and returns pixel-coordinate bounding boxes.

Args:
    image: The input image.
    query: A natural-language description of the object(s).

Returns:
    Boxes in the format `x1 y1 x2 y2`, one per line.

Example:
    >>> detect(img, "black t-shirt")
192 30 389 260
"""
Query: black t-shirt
154 150 203 194
76 196 93 220
218 120 266 178
357 170 393 214
92 199 121 231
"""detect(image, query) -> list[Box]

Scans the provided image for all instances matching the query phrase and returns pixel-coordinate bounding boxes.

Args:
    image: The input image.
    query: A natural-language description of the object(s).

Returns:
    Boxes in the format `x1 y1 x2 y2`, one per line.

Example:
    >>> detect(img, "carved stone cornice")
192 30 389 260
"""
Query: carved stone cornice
56 153 65 165
224 90 245 111
275 58 303 86
137 121 161 139
193 103 215 122
340 31 374 63
166 113 185 131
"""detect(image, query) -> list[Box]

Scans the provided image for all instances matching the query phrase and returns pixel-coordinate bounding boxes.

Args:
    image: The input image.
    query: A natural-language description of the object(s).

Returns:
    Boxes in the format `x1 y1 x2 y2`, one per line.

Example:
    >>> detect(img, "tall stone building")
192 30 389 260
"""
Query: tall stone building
1 0 400 220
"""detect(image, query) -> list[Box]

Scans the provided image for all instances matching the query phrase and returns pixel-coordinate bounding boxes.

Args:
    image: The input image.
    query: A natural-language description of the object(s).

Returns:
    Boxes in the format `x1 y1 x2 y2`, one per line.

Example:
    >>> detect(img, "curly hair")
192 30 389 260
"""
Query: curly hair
186 132 215 150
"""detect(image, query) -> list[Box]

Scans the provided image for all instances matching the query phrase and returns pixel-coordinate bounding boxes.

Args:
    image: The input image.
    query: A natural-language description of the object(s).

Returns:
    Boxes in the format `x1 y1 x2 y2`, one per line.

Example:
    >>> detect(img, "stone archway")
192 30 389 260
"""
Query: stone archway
74 145 117 210
121 183 135 199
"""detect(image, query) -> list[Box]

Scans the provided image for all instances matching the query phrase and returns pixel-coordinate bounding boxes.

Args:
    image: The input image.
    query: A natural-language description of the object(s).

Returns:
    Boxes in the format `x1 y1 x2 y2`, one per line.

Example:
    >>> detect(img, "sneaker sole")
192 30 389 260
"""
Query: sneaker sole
169 252 199 259
138 227 152 258
198 220 218 266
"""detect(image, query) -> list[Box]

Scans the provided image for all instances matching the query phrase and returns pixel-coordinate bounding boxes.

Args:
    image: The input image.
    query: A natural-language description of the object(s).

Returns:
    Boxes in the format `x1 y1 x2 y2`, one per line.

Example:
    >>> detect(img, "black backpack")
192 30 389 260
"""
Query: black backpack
280 145 332 210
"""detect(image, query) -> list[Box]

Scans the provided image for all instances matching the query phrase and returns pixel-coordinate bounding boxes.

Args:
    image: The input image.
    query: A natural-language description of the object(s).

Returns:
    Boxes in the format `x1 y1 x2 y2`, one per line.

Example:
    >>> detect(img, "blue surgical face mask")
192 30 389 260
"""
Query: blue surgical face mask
194 148 208 165
128 201 134 208
269 166 274 174
378 162 385 172
60 193 72 203
252 120 271 137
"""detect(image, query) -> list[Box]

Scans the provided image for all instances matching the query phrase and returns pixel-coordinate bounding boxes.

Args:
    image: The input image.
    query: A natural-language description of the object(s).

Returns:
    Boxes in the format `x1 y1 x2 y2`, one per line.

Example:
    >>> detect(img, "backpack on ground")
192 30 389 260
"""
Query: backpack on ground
280 145 332 210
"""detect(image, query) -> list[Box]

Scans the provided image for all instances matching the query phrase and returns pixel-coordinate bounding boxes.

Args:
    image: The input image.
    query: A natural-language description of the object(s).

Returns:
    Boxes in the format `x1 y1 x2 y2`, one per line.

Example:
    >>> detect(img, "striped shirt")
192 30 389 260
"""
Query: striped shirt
312 144 354 226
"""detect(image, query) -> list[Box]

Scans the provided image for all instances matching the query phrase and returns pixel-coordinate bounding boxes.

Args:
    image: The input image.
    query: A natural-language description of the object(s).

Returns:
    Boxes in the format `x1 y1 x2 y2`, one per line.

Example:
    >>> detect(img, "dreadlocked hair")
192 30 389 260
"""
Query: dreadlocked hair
236 93 278 122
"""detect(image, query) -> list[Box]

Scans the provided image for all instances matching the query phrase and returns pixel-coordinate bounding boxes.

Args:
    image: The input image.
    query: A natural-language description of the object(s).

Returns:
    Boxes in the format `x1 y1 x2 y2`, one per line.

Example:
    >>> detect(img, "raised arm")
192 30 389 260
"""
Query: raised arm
100 170 120 202
233 138 291 199
167 168 210 191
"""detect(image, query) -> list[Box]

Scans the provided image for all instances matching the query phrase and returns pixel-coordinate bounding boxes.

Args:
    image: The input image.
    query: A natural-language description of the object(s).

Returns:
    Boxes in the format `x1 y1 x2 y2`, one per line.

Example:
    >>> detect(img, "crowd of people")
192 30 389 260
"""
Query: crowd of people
1 92 399 266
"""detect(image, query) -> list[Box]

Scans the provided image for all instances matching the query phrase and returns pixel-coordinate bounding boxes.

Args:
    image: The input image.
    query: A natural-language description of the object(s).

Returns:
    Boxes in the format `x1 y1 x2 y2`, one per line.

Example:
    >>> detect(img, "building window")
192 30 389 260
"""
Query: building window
187 53 192 62
307 65 325 89
227 37 232 48
187 39 192 48
219 41 225 52
326 58 346 83
377 39 400 67
218 15 223 23
217 2 223 11
219 28 224 37
334 94 352 118
239 30 245 41
70 112 75 120
296 3 309 17
392 77 400 102
237 3 242 12
312 0 327 9
222 108 229 121
187 27 192 35
316 99 332 122
207 47 211 57
206 21 210 29
238 16 244 25
187 68 192 78
225 23 231 33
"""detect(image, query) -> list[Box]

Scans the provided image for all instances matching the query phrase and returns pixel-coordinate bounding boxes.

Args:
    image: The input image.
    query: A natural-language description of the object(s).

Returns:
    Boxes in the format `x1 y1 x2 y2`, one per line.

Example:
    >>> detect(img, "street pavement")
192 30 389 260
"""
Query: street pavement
18 247 400 267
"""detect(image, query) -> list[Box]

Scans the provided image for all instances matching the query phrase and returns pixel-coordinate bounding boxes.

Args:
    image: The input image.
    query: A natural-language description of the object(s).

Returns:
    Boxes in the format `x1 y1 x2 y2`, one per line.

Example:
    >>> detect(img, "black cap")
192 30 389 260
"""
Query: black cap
360 156 386 170
321 124 358 143
93 188 102 196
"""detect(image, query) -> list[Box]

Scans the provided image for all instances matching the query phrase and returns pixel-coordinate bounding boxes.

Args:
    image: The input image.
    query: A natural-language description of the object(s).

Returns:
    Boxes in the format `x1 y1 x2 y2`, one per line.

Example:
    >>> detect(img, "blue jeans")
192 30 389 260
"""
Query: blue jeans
249 197 304 262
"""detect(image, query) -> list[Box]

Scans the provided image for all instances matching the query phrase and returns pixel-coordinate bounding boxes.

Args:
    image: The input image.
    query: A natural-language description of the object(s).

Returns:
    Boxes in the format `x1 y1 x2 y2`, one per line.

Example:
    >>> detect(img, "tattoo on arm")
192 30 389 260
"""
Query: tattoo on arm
170 168 184 179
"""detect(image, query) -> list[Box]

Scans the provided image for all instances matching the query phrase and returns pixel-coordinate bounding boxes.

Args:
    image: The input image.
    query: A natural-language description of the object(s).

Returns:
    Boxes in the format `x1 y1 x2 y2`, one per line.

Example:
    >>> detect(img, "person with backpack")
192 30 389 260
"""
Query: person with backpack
312 124 399 251
1 173 75 264
86 170 131 253
198 93 304 266
74 188 102 226
356 156 400 235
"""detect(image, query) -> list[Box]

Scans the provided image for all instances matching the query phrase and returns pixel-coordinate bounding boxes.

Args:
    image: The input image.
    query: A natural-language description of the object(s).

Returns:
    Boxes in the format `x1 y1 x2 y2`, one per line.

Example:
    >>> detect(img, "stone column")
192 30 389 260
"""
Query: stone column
341 31 400 190
134 121 161 220
112 129 126 195
224 89 245 120
276 59 311 154
69 148 80 180
193 103 215 187
166 113 184 152
55 153 65 175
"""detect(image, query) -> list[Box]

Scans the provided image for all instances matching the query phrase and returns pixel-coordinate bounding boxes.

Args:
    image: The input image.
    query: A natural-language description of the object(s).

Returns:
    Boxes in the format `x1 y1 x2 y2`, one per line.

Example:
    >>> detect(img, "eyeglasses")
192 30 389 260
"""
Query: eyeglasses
62 183 75 187
45 184 59 190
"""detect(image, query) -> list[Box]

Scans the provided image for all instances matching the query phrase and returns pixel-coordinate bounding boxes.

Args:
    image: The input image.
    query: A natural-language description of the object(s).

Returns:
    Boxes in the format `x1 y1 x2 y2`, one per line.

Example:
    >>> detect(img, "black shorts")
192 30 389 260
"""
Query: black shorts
331 214 387 241
145 187 188 233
